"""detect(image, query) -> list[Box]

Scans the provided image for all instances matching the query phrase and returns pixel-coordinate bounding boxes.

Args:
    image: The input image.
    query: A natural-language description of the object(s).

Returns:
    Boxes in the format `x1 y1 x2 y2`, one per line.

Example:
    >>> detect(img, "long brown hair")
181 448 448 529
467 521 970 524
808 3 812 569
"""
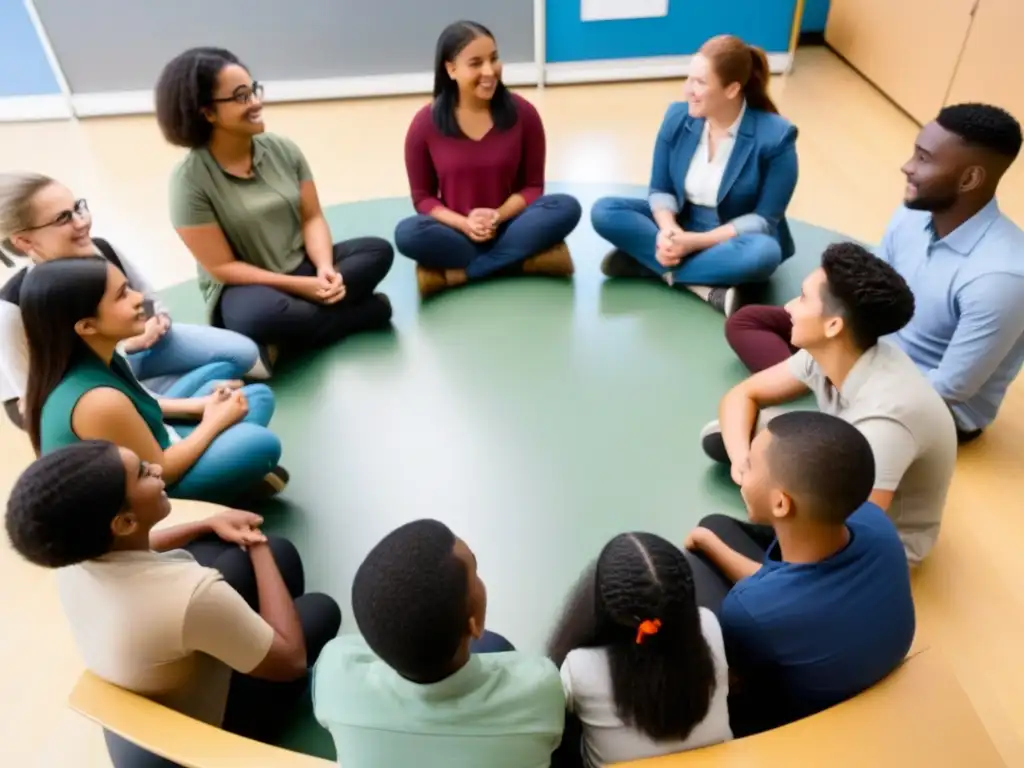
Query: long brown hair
699 34 778 114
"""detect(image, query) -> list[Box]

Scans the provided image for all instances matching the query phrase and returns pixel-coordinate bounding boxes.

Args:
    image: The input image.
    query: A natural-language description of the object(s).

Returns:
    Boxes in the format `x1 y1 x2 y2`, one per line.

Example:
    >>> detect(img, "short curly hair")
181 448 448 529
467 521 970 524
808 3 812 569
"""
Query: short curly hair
937 103 1022 161
154 47 245 149
820 242 916 350
6 441 127 568
351 519 471 682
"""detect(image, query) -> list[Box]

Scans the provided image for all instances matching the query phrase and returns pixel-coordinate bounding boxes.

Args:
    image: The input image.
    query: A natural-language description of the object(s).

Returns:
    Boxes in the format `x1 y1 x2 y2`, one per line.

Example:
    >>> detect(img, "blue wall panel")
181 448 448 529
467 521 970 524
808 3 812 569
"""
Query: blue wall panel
801 0 831 33
546 0 800 63
0 1 61 96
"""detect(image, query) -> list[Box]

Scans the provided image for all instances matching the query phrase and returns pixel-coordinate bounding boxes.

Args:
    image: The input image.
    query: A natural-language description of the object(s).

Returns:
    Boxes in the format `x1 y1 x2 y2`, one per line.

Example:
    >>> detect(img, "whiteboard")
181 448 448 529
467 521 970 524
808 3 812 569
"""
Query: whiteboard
581 0 669 22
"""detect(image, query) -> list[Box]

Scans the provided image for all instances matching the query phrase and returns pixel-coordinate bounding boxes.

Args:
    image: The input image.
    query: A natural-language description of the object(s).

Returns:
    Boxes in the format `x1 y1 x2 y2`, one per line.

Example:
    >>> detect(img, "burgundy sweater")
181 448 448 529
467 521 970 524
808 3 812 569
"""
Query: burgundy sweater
403 93 546 217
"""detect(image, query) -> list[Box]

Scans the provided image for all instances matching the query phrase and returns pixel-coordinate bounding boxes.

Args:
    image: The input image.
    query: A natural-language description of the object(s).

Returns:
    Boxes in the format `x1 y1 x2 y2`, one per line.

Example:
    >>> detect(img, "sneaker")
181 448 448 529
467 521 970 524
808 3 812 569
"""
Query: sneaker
522 242 575 277
245 465 290 502
600 249 657 279
699 421 729 464
687 285 744 317
416 266 449 299
247 345 277 380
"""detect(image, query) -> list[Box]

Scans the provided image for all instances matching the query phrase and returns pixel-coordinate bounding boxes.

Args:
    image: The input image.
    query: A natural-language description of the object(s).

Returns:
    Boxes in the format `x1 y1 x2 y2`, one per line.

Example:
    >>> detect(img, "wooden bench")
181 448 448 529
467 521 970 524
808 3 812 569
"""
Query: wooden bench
68 645 1005 768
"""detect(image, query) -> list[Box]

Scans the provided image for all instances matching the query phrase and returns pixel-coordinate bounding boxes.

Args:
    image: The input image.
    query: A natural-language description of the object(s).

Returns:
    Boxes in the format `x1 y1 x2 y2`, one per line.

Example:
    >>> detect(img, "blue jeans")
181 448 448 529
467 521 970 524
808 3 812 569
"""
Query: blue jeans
591 197 783 286
126 322 259 395
162 361 282 504
394 193 582 280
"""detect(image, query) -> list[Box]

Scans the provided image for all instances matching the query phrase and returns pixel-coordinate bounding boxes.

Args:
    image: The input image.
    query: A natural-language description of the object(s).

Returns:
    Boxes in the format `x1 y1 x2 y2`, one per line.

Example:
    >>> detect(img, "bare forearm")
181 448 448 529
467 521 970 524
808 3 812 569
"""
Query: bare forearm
150 519 213 552
699 535 762 583
428 205 469 232
249 544 306 655
653 208 680 230
496 194 527 224
719 388 759 468
160 422 221 483
159 398 204 420
302 215 335 272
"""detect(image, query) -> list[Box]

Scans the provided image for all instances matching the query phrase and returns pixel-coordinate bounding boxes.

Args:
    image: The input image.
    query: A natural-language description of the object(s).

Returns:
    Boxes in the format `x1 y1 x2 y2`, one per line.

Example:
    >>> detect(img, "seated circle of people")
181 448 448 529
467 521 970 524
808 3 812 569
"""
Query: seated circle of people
4 441 341 768
0 172 266 431
313 518 566 768
684 410 916 737
591 34 798 315
393 21 583 298
726 102 1024 442
546 532 732 766
701 242 957 565
19 257 288 505
156 47 394 369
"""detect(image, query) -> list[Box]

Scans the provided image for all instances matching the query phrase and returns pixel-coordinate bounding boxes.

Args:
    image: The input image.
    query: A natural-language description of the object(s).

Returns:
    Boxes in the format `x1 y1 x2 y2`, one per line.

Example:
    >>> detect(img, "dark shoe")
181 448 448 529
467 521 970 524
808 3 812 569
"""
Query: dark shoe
244 465 290 502
699 421 729 463
522 242 575 277
688 285 744 317
600 249 657 279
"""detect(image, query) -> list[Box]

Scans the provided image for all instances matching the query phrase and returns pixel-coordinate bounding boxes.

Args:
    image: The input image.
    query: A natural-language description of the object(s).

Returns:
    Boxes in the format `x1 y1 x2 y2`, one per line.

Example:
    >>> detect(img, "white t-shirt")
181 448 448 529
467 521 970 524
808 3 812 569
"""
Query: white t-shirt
560 608 732 767
58 549 274 726
787 342 958 564
683 101 747 207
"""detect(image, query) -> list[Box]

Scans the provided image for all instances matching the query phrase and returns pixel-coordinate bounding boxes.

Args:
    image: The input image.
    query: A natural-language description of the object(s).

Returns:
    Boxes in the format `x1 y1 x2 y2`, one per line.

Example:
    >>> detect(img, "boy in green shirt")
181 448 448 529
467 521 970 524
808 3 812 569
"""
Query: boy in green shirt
313 519 565 768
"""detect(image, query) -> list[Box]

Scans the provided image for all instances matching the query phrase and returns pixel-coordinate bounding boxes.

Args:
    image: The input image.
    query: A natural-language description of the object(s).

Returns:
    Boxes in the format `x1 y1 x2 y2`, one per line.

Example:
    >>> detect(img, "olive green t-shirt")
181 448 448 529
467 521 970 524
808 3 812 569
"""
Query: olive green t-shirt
168 133 314 320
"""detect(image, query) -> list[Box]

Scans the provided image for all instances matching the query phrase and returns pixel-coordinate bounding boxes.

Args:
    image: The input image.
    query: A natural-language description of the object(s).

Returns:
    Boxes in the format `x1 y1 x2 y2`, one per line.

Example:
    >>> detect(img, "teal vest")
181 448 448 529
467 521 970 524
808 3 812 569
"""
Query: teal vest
40 351 171 454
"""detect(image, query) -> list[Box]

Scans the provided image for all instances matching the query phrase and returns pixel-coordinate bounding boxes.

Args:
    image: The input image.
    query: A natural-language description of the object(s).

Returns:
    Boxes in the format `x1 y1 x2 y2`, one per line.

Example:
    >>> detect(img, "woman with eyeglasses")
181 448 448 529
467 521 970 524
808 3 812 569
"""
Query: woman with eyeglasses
0 172 266 431
156 48 394 365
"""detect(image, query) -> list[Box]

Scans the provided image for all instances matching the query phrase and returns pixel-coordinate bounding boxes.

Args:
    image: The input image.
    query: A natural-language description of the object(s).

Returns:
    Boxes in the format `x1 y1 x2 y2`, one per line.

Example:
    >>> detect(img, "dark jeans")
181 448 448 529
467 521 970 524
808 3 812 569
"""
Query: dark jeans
219 238 394 351
685 514 775 616
103 535 342 768
725 304 985 444
393 194 582 280
471 630 515 654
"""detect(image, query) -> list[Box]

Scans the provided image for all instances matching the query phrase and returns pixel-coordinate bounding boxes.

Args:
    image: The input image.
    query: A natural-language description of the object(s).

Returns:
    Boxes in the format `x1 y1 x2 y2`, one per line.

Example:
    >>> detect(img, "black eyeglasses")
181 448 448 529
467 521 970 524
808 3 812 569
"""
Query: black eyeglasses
23 198 89 231
212 82 264 105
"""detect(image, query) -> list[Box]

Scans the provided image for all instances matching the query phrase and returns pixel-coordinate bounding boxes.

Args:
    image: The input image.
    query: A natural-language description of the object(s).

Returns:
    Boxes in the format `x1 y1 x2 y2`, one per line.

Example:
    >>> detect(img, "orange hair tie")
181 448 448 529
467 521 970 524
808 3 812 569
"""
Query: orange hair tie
635 619 662 645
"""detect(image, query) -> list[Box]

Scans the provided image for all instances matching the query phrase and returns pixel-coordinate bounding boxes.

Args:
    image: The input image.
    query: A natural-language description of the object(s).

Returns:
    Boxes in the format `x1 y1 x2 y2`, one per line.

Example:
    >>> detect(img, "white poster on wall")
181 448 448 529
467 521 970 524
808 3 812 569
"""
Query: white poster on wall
581 0 669 22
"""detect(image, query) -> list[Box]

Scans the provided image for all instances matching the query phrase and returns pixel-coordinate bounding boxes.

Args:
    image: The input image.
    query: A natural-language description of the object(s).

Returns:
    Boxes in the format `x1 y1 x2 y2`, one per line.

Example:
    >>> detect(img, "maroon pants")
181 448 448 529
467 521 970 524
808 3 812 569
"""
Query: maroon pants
725 305 796 373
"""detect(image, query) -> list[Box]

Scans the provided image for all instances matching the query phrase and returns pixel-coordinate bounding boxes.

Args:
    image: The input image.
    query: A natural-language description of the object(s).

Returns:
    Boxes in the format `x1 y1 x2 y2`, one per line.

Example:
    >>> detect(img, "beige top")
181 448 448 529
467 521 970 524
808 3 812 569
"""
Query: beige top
58 549 274 726
788 342 958 564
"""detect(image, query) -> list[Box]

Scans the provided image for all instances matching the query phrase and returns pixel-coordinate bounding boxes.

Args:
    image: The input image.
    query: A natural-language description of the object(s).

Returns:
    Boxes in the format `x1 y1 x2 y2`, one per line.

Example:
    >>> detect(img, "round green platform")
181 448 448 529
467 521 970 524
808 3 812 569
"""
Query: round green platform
159 182 856 758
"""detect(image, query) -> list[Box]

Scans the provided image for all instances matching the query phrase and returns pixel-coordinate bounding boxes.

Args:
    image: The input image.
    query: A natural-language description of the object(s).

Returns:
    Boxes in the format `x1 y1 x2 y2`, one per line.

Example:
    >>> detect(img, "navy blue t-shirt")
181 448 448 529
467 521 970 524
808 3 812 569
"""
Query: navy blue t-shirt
720 503 915 735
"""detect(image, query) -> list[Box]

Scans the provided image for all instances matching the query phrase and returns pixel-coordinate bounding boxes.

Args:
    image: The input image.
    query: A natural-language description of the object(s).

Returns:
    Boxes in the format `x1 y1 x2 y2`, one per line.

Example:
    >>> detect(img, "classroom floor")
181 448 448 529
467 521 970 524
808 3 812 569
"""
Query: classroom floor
1 47 1022 766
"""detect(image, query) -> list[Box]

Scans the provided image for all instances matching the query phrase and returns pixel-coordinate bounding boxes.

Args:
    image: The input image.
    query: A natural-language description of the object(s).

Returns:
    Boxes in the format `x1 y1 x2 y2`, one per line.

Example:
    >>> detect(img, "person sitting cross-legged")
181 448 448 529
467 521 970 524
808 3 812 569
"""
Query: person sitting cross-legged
701 242 957 565
313 519 565 768
684 411 916 737
4 441 342 768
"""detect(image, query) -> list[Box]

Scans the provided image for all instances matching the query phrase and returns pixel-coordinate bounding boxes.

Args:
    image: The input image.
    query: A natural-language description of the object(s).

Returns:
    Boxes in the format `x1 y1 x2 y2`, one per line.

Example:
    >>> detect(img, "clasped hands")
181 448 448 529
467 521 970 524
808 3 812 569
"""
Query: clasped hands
124 313 171 352
206 508 268 550
655 225 701 268
463 208 500 243
311 266 346 305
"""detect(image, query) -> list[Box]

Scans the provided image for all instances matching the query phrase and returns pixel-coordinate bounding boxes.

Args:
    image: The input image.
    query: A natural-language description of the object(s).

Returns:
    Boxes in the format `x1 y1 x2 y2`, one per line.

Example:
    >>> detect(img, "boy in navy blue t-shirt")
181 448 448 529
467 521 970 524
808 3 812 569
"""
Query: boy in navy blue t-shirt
684 411 915 736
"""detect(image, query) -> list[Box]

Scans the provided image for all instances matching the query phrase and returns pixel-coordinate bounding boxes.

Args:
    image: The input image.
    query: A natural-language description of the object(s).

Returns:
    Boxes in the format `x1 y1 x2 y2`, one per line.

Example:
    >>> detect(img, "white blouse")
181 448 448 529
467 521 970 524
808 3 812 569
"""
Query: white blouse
560 607 733 767
683 101 747 207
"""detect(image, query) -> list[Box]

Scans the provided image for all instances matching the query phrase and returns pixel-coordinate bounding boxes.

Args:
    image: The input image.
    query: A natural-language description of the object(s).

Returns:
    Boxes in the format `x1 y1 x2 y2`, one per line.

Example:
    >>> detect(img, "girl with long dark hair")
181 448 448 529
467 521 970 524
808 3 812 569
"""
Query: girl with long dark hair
20 256 287 504
394 21 582 298
591 34 799 317
0 172 266 431
548 532 731 766
155 47 393 361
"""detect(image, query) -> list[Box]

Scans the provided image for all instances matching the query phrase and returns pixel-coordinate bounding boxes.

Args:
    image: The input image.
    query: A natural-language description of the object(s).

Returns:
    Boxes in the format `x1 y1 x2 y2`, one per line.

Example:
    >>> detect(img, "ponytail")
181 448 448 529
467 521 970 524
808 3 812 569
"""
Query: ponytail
743 45 778 114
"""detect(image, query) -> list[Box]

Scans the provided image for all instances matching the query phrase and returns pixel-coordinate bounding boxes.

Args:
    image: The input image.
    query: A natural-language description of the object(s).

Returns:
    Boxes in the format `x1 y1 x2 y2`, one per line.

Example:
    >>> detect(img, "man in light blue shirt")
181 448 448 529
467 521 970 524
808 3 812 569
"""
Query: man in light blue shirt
724 102 1024 441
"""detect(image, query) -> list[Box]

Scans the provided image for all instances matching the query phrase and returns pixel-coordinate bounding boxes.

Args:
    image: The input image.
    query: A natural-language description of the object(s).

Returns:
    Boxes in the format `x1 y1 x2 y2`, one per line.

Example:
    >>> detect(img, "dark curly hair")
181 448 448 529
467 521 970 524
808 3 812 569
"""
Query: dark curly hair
937 103 1022 161
155 47 245 148
766 411 876 524
820 242 915 351
6 441 127 568
547 532 717 742
352 519 471 683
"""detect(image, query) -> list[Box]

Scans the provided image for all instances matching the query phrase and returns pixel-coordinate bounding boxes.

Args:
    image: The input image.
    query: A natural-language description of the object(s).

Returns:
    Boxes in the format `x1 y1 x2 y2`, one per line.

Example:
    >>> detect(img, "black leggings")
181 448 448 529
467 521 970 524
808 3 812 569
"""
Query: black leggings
685 514 775 616
104 535 342 768
219 238 394 352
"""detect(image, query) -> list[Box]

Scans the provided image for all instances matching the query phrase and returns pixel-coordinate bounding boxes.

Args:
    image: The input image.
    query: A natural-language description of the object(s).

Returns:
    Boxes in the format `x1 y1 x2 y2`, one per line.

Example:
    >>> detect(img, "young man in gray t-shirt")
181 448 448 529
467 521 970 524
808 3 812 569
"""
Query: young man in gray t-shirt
702 243 957 564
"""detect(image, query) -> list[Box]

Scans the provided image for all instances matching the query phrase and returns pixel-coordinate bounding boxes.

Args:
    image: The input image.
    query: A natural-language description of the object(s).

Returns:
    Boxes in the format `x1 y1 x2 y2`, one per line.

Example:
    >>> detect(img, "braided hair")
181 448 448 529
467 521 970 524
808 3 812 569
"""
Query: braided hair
548 532 717 741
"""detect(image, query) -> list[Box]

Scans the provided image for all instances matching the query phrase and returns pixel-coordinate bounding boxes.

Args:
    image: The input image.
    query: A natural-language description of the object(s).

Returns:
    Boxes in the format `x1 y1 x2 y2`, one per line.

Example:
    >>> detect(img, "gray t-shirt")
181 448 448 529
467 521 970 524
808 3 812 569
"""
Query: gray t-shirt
788 342 957 564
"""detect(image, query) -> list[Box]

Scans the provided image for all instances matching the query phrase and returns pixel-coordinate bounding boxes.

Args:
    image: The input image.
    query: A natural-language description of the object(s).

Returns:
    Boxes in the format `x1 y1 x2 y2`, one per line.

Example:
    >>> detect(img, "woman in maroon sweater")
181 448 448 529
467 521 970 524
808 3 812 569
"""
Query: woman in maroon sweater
394 21 582 298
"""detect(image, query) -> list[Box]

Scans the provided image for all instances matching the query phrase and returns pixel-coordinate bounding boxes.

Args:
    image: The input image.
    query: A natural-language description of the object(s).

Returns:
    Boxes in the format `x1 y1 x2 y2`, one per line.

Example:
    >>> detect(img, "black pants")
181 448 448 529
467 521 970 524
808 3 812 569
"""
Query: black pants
104 535 342 768
219 238 394 351
685 514 775 616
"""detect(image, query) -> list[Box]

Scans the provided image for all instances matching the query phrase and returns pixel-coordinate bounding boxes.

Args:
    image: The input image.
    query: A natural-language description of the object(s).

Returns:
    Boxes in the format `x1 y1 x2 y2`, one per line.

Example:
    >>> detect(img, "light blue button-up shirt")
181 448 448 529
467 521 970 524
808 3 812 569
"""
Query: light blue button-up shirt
878 199 1024 431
